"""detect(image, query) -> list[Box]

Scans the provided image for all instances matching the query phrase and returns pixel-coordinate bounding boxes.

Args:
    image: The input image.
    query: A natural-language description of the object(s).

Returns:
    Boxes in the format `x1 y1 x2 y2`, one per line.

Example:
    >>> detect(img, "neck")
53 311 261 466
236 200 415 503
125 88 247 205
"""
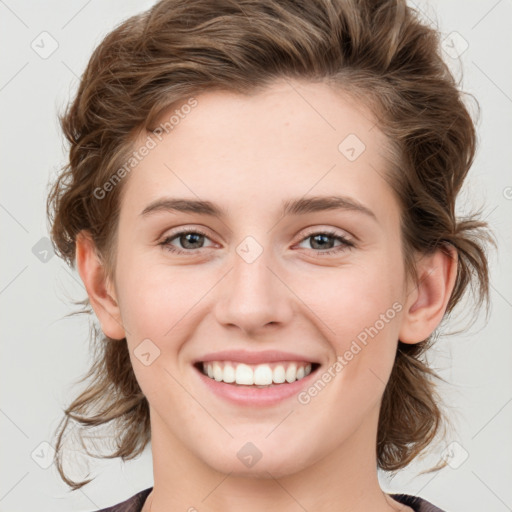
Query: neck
144 405 407 512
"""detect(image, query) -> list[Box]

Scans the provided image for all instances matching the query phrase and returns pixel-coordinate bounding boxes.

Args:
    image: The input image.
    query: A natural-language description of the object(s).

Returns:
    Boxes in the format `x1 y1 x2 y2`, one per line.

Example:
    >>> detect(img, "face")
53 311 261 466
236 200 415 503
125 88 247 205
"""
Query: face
109 79 408 477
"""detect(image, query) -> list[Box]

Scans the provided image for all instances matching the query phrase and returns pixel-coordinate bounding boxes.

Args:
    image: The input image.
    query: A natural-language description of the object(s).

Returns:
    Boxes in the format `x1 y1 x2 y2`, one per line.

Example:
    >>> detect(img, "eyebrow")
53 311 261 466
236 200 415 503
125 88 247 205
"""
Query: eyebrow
139 195 377 221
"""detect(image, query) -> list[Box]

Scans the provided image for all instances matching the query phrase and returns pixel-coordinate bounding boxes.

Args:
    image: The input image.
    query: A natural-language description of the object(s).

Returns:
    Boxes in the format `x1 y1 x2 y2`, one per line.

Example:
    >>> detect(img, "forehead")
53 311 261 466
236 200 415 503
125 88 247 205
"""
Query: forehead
119 79 397 222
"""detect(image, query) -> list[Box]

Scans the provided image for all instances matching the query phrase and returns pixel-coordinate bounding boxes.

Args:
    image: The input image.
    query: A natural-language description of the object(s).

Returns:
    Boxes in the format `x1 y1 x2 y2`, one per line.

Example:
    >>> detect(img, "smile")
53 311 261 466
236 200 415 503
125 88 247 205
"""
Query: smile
196 361 320 387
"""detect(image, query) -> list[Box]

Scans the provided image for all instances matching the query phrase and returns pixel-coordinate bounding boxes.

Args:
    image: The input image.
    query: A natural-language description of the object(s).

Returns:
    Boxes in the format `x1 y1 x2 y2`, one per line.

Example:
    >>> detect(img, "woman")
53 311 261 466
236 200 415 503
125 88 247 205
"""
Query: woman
46 0 494 511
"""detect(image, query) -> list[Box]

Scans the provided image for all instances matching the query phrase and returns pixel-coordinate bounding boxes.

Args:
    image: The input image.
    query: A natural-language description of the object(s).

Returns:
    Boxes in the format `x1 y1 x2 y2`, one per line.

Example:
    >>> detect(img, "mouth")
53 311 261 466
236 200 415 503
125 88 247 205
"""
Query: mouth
193 361 321 388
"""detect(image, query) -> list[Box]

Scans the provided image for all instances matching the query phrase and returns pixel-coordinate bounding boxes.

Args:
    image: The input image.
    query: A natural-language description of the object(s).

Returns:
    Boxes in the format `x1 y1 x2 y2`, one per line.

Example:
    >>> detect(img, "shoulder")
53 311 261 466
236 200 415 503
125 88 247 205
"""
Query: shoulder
88 488 445 512
90 487 153 512
390 493 447 512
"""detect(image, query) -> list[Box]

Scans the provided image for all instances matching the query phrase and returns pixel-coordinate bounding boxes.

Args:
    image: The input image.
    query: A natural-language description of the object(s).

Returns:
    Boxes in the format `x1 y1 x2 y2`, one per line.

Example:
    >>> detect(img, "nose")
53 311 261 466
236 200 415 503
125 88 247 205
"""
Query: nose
214 245 294 336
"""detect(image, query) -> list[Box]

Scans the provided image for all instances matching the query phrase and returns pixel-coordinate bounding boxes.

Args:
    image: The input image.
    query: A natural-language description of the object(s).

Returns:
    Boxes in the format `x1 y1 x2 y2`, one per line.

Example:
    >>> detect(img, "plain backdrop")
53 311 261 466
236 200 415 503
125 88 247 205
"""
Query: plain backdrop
1 1 511 511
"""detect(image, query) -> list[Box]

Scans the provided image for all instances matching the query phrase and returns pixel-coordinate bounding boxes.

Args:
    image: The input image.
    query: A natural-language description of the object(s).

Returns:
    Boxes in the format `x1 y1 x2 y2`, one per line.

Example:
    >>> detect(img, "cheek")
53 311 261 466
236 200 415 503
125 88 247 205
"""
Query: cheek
116 262 223 390
116 250 207 335
297 260 401 340
292 256 402 390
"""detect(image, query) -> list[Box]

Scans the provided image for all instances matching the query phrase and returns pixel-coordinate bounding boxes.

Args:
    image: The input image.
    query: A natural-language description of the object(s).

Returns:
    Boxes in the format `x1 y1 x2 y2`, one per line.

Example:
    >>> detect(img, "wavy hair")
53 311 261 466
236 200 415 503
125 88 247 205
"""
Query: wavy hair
46 0 495 489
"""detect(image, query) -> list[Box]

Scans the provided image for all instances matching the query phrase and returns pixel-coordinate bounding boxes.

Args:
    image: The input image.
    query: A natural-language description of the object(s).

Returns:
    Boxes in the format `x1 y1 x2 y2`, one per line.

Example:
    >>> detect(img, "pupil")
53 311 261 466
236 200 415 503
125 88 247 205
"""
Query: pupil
182 233 203 248
312 234 333 250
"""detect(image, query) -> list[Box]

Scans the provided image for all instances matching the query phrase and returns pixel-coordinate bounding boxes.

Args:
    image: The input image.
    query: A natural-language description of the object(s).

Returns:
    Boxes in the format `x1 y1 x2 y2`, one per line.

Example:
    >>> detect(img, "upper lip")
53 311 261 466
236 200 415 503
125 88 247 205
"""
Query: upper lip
194 350 320 365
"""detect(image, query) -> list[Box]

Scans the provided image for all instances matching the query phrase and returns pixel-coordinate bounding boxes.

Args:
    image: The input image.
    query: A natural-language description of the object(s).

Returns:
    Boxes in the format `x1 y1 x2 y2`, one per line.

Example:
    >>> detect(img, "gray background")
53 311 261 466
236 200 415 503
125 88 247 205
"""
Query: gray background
1 1 511 511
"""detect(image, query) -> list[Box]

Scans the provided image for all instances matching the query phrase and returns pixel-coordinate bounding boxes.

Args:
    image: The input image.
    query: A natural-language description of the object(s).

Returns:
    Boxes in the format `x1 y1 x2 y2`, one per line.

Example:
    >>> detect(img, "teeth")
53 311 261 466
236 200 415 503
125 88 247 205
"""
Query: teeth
273 365 286 383
285 363 297 383
253 364 273 385
236 363 254 385
223 364 235 383
201 361 313 386
213 362 223 382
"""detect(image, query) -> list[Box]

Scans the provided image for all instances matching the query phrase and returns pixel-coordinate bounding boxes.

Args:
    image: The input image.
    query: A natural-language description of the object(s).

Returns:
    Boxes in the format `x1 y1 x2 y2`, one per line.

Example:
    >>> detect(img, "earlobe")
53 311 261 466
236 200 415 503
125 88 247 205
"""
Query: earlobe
75 231 126 340
399 244 458 344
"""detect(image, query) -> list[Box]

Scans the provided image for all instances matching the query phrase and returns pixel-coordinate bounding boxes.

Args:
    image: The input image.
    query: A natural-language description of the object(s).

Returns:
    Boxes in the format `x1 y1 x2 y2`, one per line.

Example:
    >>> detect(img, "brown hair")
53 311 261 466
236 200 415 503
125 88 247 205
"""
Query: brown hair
47 0 495 490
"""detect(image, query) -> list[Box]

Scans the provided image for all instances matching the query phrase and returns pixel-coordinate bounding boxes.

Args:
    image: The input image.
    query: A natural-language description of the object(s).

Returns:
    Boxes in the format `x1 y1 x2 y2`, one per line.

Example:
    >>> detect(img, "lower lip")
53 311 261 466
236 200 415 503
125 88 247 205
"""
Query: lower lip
194 365 319 407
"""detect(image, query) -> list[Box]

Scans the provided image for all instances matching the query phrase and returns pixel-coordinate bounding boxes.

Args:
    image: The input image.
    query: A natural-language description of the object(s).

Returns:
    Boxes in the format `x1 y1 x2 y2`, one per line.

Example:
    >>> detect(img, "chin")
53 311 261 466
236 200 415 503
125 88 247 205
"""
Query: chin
199 444 313 480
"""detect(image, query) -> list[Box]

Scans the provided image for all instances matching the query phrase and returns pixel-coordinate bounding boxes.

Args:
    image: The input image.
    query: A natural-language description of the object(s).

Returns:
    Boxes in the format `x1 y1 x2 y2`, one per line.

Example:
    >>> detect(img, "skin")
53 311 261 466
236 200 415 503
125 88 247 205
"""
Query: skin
76 79 457 512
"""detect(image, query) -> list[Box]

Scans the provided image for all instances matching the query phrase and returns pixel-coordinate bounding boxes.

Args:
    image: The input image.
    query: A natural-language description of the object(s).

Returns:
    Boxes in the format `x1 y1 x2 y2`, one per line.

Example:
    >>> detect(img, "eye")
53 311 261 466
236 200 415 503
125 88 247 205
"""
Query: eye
159 228 355 257
295 229 355 256
159 228 215 255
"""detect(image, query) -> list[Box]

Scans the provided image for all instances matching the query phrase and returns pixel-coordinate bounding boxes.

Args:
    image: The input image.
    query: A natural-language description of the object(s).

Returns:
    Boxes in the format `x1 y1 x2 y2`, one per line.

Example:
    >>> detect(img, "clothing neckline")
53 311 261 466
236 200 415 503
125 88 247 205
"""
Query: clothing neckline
101 486 444 512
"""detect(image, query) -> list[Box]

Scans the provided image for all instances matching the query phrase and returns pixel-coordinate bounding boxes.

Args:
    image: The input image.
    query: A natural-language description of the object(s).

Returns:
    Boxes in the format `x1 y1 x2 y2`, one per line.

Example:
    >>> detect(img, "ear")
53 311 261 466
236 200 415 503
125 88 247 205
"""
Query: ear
75 230 126 340
399 244 458 344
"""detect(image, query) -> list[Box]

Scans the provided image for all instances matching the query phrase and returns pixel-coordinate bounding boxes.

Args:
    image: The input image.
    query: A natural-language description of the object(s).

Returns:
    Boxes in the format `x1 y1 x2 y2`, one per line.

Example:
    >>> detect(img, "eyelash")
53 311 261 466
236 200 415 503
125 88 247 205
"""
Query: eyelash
158 228 355 257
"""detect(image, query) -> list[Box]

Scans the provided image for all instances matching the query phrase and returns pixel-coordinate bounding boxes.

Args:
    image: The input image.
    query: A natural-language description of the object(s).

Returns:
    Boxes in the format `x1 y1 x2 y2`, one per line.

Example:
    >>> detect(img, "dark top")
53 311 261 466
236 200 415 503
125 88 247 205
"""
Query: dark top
92 487 446 511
